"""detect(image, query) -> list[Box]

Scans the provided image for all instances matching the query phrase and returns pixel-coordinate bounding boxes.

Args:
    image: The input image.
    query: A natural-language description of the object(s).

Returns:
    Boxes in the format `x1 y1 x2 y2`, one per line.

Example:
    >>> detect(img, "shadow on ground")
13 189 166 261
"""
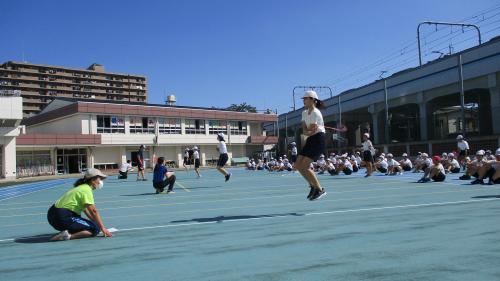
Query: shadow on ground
171 212 304 224
14 234 55 244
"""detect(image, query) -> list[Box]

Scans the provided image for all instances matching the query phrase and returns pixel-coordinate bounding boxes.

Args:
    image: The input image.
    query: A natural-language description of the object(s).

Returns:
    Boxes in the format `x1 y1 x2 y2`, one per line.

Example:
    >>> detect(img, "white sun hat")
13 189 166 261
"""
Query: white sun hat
302 90 319 100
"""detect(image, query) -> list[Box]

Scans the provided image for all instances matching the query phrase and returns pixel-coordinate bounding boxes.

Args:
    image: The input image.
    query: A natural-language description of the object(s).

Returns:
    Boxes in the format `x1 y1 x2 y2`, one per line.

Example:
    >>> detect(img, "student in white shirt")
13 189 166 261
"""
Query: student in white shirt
471 148 500 185
375 156 388 174
118 160 133 179
193 146 201 178
216 133 231 182
293 90 327 201
183 148 190 171
290 142 298 164
460 150 487 180
399 153 413 171
338 154 353 175
445 153 461 174
361 133 375 177
386 153 403 175
418 156 446 183
456 135 469 168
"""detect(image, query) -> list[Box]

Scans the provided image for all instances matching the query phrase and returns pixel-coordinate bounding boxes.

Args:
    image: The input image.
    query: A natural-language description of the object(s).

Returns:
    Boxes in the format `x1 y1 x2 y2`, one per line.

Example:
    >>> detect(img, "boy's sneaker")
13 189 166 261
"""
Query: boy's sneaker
459 175 471 180
486 180 494 186
471 179 484 185
142 178 148 181
310 188 327 201
225 173 231 182
417 178 424 183
50 230 71 241
422 178 431 183
306 186 315 199
167 190 175 194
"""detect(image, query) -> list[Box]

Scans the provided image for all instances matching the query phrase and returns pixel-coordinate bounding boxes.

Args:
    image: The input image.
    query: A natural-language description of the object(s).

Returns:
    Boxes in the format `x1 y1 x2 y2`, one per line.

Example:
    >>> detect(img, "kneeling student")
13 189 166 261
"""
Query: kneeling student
445 153 461 174
153 157 177 194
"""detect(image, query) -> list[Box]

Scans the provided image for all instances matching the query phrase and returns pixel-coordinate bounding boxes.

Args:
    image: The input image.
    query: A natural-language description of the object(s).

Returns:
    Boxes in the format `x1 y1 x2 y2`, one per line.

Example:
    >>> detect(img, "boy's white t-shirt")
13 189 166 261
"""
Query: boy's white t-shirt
434 163 446 174
449 159 460 169
378 160 388 169
218 141 228 154
343 159 353 170
423 158 432 167
119 163 132 173
193 150 200 159
458 140 469 151
402 158 413 168
387 159 400 167
302 108 325 134
291 147 298 156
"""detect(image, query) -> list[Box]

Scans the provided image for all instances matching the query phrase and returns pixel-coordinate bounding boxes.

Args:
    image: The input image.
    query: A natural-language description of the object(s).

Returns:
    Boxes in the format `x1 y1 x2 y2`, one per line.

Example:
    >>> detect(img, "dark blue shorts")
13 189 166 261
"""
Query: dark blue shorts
47 205 100 236
299 132 325 161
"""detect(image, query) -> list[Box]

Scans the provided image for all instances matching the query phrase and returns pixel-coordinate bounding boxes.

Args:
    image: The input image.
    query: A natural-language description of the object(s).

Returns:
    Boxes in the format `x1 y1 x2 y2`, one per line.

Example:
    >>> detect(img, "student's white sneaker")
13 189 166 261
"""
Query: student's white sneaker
50 230 71 241
398 172 403 175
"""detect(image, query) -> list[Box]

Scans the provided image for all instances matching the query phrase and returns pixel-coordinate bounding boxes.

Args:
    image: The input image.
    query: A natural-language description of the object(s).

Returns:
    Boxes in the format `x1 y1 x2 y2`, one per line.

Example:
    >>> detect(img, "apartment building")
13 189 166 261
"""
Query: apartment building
0 61 147 117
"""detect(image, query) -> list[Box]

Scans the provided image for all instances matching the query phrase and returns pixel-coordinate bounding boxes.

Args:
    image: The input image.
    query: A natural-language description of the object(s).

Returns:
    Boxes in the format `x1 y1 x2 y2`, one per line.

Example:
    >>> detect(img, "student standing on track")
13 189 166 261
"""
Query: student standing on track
136 145 147 181
193 146 201 178
183 148 190 171
290 142 298 164
153 157 177 194
456 135 469 169
47 168 113 241
118 160 133 179
216 133 231 182
362 133 375 177
293 90 327 201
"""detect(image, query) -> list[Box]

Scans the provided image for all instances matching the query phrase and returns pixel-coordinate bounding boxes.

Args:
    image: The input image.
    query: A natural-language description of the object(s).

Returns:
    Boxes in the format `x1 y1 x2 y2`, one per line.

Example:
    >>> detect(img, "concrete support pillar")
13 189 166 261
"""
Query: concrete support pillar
490 87 500 135
87 147 95 170
119 146 127 165
201 152 206 167
181 119 186 135
416 92 428 141
177 151 183 168
2 137 17 179
371 113 380 144
205 120 210 135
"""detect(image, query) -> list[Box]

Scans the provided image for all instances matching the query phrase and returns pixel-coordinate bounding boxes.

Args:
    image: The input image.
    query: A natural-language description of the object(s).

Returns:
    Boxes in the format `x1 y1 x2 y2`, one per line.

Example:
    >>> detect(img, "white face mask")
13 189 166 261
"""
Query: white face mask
96 179 104 189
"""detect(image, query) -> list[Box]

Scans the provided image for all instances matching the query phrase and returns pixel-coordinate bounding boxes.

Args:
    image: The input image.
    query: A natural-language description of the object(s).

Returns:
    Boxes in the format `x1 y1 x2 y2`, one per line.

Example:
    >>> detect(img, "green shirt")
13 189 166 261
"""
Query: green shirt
54 183 95 215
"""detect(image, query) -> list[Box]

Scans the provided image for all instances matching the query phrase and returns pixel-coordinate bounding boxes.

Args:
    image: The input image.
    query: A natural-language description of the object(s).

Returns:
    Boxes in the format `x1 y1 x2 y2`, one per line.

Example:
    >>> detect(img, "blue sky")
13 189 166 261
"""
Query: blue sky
1 0 499 113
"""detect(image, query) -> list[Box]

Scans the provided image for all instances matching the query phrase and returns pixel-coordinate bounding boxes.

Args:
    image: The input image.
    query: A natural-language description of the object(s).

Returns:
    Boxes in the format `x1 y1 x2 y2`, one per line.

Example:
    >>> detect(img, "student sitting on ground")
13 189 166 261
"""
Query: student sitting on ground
354 152 362 167
316 155 327 174
118 160 133 179
471 148 500 185
283 158 293 171
374 156 388 174
256 159 265 170
418 156 446 183
386 153 403 175
338 154 354 175
445 153 461 174
399 153 413 171
325 159 337 175
485 150 495 161
247 159 256 170
350 155 359 173
459 150 487 180
414 153 431 173
152 157 177 194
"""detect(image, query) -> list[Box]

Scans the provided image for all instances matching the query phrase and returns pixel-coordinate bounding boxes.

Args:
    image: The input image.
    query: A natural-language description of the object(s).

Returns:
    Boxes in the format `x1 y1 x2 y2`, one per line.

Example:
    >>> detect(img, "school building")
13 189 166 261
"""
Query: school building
1 95 277 179
271 36 500 156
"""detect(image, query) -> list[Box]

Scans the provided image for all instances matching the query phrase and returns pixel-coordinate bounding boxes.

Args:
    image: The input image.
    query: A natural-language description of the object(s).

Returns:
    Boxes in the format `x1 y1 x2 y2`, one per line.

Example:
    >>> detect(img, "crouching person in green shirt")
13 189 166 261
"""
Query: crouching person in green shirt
47 168 113 241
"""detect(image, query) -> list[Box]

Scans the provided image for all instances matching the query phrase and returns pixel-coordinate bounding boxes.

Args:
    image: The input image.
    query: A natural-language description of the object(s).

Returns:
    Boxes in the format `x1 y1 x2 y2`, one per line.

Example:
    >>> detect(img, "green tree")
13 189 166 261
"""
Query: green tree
226 102 257 113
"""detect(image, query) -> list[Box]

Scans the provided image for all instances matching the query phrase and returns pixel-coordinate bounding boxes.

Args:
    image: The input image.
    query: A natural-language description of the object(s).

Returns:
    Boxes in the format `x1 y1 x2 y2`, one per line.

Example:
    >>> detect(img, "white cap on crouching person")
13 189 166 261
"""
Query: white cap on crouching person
496 148 500 156
84 168 107 179
448 153 455 158
302 90 319 100
402 153 408 157
476 150 485 156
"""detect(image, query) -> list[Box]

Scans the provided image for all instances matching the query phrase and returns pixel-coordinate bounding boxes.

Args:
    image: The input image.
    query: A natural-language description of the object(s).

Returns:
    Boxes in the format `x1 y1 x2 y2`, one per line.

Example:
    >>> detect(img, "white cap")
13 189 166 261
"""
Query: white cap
193 146 198 150
363 133 370 138
496 148 500 156
456 135 464 140
448 153 455 158
341 153 348 158
290 142 296 146
302 90 319 100
217 133 225 138
84 168 107 179
387 153 393 158
422 153 428 157
402 153 408 157
355 151 360 155
320 154 325 158
476 150 485 156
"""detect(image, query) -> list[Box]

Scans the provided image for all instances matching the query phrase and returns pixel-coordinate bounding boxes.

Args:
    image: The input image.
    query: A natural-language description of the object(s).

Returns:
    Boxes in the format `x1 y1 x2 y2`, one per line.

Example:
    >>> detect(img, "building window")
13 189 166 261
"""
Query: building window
97 115 125 133
16 150 53 177
229 121 248 135
185 119 205 134
130 117 155 134
208 120 227 135
158 118 181 134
